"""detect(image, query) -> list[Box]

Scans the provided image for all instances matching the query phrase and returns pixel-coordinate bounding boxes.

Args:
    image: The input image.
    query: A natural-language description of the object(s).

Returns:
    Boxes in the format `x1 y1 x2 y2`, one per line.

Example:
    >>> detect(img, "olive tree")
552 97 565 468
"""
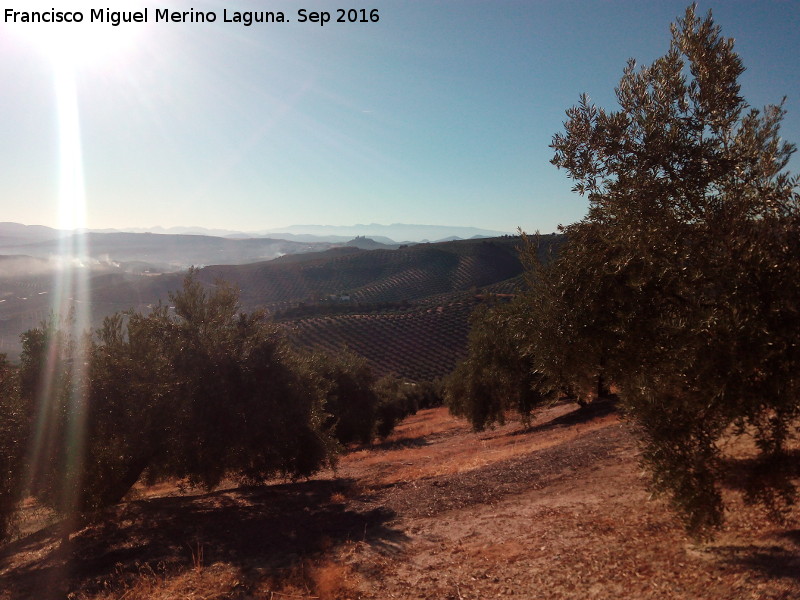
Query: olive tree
0 272 337 541
303 350 380 446
446 298 553 431
0 356 27 542
544 5 800 534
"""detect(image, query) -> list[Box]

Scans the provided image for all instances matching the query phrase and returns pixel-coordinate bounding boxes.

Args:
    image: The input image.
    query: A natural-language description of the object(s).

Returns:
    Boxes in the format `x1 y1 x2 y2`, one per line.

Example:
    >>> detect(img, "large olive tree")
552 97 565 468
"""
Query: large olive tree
543 5 799 534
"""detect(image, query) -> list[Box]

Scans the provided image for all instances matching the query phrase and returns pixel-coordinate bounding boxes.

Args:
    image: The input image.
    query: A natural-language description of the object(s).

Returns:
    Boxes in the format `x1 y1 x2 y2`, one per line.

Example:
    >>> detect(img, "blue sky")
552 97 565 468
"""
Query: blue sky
1 1 798 235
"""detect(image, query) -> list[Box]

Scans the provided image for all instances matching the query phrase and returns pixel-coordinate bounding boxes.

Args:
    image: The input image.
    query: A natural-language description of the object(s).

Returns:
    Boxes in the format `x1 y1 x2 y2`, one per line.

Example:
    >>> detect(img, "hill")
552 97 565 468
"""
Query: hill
0 223 64 246
201 236 533 309
1 403 796 599
341 236 397 250
287 301 476 381
0 234 559 376
198 236 549 380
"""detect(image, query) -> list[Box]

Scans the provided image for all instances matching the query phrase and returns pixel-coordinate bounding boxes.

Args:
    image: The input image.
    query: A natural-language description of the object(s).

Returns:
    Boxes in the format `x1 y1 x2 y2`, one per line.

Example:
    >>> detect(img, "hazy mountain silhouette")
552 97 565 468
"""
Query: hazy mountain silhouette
263 223 510 242
0 222 65 246
0 230 333 271
87 223 512 244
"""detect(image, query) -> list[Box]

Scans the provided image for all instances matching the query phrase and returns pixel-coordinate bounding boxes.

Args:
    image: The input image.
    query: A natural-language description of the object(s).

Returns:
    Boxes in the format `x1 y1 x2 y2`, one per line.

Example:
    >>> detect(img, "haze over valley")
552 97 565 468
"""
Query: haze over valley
0 221 540 375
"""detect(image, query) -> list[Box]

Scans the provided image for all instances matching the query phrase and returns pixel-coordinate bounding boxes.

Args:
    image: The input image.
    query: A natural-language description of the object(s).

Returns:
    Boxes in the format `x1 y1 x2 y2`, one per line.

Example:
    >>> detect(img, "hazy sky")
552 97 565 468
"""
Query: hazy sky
1 1 798 234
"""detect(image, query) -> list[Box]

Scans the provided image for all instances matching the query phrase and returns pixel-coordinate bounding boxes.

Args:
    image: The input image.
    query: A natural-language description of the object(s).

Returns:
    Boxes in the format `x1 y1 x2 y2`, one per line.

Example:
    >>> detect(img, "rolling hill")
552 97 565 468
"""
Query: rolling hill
0 233 562 379
286 301 477 381
195 235 559 380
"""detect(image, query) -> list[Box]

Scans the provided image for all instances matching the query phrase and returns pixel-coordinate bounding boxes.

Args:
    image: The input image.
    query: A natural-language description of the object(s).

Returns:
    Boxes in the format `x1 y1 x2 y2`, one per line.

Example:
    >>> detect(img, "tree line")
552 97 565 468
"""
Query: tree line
446 5 799 536
0 271 430 543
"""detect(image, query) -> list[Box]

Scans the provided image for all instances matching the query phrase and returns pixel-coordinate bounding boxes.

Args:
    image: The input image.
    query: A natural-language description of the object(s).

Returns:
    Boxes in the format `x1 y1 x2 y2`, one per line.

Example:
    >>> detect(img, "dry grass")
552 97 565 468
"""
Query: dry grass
308 558 361 600
11 497 58 541
251 555 361 600
340 405 619 487
74 561 242 600
65 556 360 600
329 492 347 504
2 401 798 600
385 407 466 439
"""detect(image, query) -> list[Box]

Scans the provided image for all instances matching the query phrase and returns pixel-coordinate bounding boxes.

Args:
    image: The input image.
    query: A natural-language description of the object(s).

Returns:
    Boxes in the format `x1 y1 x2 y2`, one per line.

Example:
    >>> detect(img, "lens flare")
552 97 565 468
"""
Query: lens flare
25 58 92 527
8 1 145 533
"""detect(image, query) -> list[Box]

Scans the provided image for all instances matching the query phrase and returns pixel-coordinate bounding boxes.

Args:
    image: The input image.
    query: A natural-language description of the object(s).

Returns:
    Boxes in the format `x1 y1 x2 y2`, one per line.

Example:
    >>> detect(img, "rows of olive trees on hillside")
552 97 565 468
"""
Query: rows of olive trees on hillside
448 6 799 535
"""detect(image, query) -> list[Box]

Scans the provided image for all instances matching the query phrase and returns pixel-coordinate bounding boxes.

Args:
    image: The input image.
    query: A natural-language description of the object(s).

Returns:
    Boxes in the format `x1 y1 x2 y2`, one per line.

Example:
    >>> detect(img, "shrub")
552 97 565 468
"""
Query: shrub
373 376 420 438
303 350 380 445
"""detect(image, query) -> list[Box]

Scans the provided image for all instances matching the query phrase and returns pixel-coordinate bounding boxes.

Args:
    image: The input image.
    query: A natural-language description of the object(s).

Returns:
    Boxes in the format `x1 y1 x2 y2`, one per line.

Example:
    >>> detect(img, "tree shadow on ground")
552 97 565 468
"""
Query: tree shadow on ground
779 529 800 545
720 450 800 492
711 536 800 582
509 397 619 437
0 477 406 600
711 453 800 585
365 435 431 452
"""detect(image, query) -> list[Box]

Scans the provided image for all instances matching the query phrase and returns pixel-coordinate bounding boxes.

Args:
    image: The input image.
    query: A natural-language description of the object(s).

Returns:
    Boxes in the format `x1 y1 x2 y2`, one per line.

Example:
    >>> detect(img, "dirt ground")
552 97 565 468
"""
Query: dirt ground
1 403 798 599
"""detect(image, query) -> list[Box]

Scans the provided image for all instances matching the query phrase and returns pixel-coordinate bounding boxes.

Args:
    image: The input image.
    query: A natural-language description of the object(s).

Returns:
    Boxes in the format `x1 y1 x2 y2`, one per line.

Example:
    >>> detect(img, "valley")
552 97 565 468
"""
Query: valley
0 226 556 379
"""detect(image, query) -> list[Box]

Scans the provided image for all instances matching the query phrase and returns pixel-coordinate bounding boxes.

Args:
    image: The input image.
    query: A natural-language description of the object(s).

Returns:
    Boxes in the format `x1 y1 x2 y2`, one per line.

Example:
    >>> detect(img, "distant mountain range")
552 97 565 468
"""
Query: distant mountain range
0 231 331 272
0 222 515 271
73 223 512 244
258 223 512 243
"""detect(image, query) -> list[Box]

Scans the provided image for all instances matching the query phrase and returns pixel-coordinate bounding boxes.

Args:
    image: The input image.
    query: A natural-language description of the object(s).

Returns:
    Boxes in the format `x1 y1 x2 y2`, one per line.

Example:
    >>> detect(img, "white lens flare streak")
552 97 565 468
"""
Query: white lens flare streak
26 57 92 525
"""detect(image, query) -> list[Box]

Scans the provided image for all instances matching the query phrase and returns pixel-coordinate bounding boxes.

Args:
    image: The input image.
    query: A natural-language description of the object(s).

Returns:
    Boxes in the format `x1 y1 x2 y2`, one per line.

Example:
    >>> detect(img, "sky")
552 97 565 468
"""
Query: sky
0 1 798 236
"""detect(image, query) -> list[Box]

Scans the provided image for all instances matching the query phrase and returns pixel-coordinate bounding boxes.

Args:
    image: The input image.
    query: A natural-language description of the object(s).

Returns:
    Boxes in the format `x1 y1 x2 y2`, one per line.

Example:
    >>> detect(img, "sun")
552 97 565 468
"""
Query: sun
6 3 143 70
5 3 145 233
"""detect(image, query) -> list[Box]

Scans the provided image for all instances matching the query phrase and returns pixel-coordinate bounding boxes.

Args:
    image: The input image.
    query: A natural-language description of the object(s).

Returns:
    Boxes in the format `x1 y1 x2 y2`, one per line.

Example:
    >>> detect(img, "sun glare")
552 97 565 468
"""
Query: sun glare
53 64 86 232
4 2 134 527
23 55 94 531
7 4 143 70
